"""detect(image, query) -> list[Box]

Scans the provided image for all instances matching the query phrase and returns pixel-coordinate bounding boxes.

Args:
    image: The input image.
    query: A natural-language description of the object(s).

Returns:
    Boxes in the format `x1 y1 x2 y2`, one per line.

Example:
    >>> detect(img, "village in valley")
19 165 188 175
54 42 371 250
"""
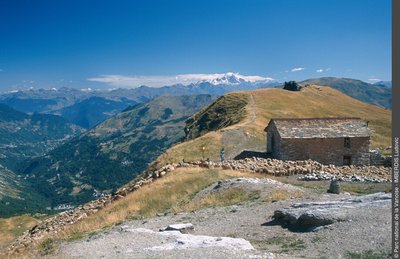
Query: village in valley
3 81 393 258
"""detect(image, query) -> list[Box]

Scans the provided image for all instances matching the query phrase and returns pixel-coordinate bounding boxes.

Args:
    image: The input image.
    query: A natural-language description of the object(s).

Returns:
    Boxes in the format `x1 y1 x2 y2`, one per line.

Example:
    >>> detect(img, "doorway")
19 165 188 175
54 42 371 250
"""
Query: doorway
343 155 351 166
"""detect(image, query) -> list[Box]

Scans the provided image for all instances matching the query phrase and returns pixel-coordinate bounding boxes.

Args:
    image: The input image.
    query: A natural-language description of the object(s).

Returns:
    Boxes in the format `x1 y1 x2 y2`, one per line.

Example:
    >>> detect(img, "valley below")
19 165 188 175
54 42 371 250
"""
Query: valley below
5 162 391 258
0 79 393 258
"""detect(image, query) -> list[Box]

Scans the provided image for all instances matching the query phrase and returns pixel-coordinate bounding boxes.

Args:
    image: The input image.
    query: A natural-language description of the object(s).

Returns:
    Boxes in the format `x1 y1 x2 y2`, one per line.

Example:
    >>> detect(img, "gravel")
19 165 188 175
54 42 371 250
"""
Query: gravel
57 179 391 259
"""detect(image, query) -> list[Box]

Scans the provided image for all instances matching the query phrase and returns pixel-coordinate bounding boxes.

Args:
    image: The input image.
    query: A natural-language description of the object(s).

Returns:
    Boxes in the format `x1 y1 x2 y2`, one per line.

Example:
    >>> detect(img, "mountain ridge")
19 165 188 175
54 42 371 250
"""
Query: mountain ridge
16 94 217 210
0 103 83 171
300 77 391 109
156 85 391 168
0 77 390 130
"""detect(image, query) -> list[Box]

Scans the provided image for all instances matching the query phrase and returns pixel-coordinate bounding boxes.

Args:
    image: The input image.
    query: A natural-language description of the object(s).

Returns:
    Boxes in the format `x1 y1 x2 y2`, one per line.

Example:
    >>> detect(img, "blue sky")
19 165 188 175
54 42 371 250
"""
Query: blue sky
0 0 392 90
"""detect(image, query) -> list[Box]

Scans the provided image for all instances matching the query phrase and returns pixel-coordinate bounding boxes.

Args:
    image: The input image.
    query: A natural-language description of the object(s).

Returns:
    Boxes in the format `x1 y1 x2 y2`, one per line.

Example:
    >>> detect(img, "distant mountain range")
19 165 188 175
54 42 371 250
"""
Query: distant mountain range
300 77 392 109
0 104 83 171
57 97 137 129
0 76 391 130
15 94 216 210
0 73 278 128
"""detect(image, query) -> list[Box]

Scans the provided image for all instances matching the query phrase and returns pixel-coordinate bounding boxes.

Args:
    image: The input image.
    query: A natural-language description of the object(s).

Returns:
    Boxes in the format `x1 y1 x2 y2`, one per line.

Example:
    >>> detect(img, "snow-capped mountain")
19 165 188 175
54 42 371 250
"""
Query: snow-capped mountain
200 72 275 86
0 73 279 128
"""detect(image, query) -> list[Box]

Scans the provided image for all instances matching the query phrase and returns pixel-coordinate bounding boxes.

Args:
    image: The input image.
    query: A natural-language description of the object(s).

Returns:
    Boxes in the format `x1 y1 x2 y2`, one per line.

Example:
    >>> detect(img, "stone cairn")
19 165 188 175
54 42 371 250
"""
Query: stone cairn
6 157 391 255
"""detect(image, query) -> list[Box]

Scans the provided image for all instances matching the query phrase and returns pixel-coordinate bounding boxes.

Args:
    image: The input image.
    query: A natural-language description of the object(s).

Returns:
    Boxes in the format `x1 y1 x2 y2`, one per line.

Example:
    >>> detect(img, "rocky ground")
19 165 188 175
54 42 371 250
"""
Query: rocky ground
57 178 391 259
5 158 392 258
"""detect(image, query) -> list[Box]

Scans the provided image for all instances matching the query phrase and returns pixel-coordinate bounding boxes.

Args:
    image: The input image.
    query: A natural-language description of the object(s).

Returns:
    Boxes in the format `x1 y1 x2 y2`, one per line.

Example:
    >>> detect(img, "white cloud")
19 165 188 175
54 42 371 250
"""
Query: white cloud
290 67 305 72
87 72 274 88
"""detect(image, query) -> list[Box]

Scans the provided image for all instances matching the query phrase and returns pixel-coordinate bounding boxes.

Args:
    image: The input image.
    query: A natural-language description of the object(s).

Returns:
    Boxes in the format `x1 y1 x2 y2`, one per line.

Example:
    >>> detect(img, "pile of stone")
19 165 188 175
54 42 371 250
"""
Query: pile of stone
298 172 389 183
370 148 392 167
180 157 391 182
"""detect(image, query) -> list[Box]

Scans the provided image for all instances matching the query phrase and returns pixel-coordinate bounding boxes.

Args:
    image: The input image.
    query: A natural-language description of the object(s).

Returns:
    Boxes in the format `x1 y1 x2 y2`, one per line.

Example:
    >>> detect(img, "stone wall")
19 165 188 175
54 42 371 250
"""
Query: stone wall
370 149 392 167
266 123 282 158
280 137 370 166
266 132 370 166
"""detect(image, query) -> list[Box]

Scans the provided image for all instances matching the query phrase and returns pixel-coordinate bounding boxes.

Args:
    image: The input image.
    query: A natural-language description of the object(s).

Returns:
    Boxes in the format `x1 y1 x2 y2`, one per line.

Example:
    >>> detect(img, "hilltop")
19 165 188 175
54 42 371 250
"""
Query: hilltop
301 77 392 109
156 85 391 166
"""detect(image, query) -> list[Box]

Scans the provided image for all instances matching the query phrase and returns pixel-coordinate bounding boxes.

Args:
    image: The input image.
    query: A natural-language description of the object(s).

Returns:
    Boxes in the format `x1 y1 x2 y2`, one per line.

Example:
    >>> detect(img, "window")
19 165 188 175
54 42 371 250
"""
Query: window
344 137 350 148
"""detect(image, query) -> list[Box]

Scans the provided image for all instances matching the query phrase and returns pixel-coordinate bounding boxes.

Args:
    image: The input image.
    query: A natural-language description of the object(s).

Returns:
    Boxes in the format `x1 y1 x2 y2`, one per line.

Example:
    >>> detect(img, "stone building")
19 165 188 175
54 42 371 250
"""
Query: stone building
264 117 371 166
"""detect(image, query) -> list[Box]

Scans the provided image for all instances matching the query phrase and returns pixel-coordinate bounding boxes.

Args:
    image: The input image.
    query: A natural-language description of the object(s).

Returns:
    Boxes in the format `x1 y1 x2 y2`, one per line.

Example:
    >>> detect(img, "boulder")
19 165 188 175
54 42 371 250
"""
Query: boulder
272 192 390 231
159 223 195 233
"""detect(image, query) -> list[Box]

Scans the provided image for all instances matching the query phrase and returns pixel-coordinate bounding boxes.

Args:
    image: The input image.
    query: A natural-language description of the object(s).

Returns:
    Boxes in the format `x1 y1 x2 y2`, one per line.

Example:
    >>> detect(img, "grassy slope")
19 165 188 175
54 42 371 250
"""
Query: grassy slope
9 168 260 256
156 86 391 165
184 93 248 140
0 215 39 250
0 165 51 217
301 77 392 109
0 166 21 200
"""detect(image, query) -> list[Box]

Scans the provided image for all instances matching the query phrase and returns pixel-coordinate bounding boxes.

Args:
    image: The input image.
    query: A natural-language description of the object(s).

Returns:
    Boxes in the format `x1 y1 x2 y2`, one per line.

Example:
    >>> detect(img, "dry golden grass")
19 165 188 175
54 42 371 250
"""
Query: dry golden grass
0 215 39 250
156 132 223 166
52 168 260 242
247 86 391 148
155 86 391 165
7 167 261 257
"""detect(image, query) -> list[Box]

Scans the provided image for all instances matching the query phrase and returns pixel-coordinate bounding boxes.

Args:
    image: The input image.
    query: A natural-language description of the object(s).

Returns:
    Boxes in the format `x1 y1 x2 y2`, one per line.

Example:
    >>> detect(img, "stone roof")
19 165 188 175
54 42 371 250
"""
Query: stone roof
265 117 371 138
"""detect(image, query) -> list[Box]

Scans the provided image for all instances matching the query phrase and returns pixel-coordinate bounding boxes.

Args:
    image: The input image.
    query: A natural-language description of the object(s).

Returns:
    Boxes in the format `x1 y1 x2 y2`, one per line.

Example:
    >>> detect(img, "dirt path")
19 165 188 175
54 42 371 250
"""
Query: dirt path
248 93 257 122
220 94 264 159
221 128 265 159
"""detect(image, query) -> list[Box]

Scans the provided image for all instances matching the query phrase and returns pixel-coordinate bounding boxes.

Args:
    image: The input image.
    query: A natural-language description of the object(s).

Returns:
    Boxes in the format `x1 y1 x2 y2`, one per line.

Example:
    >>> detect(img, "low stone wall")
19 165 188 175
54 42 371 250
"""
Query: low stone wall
5 157 391 255
179 158 391 182
370 149 392 167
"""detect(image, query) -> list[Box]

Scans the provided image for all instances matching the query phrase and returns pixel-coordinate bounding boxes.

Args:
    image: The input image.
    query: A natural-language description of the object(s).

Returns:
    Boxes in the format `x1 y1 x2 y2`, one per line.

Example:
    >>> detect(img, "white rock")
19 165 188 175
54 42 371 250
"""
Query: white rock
159 223 194 233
